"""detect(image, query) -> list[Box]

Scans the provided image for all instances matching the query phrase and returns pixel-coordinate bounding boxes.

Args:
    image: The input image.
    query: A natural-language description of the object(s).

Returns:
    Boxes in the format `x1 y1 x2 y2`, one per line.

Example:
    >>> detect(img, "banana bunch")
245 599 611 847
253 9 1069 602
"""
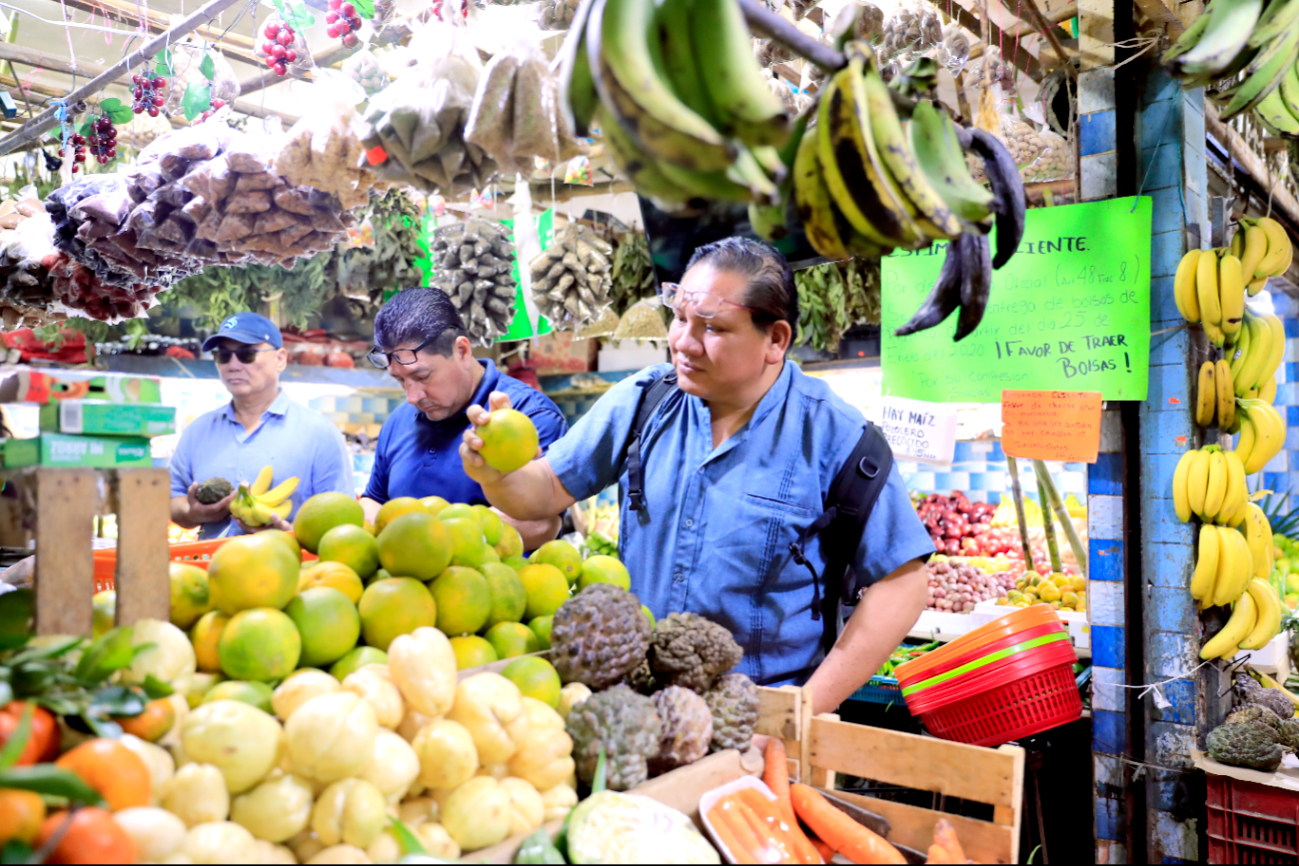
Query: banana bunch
1235 396 1287 473
1226 308 1285 403
1229 217 1295 292
1174 444 1249 525
1172 246 1248 346
1200 575 1284 658
557 0 792 211
1191 524 1254 609
1161 0 1299 123
1196 359 1239 429
229 465 298 528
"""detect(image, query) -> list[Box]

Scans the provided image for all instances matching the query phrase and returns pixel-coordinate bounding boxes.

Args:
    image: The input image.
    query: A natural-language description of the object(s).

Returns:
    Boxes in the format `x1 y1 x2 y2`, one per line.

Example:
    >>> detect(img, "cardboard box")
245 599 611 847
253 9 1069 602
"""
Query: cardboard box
4 434 153 468
39 401 175 437
529 331 598 374
2 370 161 405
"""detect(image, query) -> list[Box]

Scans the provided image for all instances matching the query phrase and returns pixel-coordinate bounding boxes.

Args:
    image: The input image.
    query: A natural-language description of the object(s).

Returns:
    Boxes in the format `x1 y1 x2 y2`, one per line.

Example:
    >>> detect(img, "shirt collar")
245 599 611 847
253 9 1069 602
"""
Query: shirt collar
221 389 290 421
747 360 793 430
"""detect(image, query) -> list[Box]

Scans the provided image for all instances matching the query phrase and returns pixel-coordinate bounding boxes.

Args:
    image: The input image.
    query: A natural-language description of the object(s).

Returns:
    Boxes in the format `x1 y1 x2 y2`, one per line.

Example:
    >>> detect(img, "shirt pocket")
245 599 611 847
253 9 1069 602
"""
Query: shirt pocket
719 492 819 585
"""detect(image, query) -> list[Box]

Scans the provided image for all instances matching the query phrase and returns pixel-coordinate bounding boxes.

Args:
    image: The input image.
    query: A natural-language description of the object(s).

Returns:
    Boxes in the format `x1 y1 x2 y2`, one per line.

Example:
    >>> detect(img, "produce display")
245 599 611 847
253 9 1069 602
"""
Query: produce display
794 258 880 353
1174 223 1293 351
872 641 939 678
428 217 519 346
915 491 997 556
1205 673 1299 771
996 572 1087 613
926 558 1018 613
529 222 614 330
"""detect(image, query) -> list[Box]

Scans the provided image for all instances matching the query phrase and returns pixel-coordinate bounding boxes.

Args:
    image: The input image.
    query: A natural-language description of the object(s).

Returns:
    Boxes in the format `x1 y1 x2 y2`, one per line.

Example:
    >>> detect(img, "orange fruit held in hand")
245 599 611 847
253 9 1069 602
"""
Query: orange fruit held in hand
37 808 137 864
55 738 152 811
476 409 539 474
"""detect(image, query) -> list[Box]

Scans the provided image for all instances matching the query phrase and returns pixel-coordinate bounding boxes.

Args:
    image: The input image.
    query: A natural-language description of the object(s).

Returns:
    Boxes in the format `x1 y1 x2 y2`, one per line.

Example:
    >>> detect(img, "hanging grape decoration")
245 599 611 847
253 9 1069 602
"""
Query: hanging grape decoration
262 20 300 76
326 0 363 48
131 72 167 116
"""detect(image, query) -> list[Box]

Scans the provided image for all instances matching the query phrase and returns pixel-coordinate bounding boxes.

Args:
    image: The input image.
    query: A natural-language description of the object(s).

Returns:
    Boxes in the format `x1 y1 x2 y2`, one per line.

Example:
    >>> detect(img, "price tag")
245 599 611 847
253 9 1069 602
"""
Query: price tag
878 396 958 465
1001 390 1103 463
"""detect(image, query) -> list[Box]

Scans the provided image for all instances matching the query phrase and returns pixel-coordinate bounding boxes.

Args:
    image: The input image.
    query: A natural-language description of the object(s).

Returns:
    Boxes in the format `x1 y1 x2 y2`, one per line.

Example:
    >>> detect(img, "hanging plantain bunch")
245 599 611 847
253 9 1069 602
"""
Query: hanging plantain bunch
795 258 882 353
609 231 656 316
842 258 881 327
163 253 334 331
329 189 424 303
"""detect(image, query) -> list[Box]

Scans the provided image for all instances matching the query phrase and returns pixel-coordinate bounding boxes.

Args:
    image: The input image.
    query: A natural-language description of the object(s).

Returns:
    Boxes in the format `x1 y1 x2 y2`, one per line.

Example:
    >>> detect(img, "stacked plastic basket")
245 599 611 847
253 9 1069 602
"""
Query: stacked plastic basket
894 604 1083 747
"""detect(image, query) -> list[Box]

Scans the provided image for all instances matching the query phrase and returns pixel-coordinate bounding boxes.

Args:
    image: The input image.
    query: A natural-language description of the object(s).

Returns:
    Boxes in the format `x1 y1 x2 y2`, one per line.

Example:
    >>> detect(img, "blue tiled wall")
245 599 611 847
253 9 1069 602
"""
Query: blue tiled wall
898 441 1089 502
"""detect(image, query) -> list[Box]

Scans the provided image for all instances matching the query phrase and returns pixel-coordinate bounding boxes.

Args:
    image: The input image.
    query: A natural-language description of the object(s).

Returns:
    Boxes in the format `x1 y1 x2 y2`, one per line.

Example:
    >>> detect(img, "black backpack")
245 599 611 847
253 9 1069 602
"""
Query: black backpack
621 370 895 656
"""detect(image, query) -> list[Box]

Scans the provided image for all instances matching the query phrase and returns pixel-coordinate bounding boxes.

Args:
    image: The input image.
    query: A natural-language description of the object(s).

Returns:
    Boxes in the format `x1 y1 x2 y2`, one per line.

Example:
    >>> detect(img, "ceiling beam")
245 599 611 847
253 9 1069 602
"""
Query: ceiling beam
44 0 264 67
968 1 1076 61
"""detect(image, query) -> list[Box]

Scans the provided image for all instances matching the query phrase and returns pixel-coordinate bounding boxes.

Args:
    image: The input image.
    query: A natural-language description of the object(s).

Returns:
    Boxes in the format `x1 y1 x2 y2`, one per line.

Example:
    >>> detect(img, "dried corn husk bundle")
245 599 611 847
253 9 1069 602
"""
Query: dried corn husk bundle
429 217 518 346
465 48 587 175
530 222 611 330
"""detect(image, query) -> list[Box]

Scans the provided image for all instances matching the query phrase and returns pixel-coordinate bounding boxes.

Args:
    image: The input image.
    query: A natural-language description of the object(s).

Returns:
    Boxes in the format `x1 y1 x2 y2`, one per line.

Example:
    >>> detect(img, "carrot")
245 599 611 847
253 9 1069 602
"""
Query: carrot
790 784 907 865
809 838 835 863
740 786 824 865
729 793 796 864
719 796 772 863
925 819 967 864
764 739 794 821
708 803 760 865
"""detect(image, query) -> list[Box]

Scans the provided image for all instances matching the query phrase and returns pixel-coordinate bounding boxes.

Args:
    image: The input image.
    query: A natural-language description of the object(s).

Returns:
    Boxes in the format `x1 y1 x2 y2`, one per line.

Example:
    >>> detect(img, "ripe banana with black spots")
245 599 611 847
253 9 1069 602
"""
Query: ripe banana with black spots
1196 361 1217 427
1201 587 1257 659
1244 501 1275 578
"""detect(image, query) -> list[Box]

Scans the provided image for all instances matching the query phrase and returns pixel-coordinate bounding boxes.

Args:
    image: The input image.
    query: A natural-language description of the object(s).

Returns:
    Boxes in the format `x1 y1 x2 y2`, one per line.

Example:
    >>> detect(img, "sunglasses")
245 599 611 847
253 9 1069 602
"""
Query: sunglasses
215 347 277 365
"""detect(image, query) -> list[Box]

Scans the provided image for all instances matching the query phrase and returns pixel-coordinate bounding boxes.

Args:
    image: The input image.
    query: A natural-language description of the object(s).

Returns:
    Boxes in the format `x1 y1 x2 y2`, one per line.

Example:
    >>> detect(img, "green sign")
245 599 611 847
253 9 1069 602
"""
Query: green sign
881 196 1152 403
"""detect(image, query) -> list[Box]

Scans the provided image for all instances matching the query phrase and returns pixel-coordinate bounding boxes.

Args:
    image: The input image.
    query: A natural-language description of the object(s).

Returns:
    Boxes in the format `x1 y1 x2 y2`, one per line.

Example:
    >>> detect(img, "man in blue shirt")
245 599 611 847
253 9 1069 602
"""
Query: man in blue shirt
170 313 354 538
461 239 932 714
362 288 567 550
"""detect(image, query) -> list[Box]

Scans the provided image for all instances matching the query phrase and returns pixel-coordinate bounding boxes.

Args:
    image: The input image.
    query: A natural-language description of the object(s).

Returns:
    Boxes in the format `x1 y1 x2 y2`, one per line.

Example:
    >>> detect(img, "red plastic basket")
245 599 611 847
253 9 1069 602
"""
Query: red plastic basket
894 604 1061 681
1207 772 1299 863
913 661 1082 746
904 640 1080 715
895 621 1066 687
92 538 315 593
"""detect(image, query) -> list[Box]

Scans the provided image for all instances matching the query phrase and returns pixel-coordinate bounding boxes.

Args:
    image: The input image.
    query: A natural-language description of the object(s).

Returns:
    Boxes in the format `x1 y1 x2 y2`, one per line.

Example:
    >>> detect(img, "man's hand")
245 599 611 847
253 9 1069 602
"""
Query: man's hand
185 482 236 524
461 391 542 486
231 512 292 535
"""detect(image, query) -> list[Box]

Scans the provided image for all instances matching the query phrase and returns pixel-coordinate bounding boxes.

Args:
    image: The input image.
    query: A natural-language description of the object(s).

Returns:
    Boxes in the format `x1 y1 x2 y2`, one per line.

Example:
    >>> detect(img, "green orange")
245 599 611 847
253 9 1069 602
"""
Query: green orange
531 541 583 587
357 578 437 651
477 408 539 474
503 555 529 571
494 524 524 559
217 608 302 682
263 529 303 562
481 563 527 629
297 560 364 604
202 680 275 714
528 615 554 650
375 497 429 535
92 591 115 640
578 555 631 592
330 646 387 681
443 517 489 569
430 567 492 636
438 503 476 522
420 496 449 516
169 561 214 629
642 605 656 628
376 513 453 580
518 564 570 620
472 506 504 546
449 635 497 670
285 587 362 667
485 622 539 659
207 533 300 614
191 610 231 673
317 523 380 579
294 492 365 553
481 547 500 565
501 657 562 708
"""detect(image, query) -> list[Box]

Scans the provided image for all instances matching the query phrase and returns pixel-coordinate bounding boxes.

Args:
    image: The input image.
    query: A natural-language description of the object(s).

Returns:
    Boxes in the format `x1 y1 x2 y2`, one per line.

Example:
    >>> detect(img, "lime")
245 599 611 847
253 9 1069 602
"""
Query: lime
641 605 656 628
503 555 529 571
528 615 553 650
438 503 476 522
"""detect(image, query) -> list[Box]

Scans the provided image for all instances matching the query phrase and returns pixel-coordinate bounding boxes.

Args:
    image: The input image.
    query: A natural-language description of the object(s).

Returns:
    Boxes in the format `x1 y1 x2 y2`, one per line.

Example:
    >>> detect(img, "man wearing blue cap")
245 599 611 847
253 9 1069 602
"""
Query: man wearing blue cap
169 313 354 538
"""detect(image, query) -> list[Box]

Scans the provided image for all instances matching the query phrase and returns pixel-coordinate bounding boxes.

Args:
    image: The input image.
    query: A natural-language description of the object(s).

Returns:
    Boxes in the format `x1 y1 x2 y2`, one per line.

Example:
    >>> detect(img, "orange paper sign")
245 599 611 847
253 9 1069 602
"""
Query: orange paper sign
1001 390 1103 463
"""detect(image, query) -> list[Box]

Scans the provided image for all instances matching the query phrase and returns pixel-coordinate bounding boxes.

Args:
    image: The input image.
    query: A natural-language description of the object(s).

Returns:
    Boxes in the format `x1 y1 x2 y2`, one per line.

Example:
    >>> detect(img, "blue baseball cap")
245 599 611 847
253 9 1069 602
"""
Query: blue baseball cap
202 313 283 352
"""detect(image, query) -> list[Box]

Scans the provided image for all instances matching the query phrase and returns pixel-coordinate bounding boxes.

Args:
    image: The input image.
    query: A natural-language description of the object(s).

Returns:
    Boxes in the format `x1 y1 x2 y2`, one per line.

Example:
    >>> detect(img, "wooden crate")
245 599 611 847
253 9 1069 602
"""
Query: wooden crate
464 685 807 864
805 714 1025 864
3 467 171 635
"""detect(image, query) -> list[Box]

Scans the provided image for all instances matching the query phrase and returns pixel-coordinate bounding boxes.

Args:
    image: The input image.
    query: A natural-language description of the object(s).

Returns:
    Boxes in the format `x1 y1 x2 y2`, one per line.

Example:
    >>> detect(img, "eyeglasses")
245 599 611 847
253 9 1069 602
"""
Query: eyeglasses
367 335 440 370
661 283 756 319
214 347 277 365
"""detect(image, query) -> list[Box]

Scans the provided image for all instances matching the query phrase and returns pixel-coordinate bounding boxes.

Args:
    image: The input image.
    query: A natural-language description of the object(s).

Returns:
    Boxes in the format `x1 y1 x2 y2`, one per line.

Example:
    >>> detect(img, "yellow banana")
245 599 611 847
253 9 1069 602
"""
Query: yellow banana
1240 224 1269 283
1245 502 1272 578
1173 249 1202 323
258 477 300 507
1211 527 1249 608
1241 578 1282 650
1219 448 1248 526
1218 253 1246 335
1249 275 1269 295
1254 216 1291 277
1203 318 1227 348
1240 399 1284 473
1236 312 1271 396
1216 358 1236 431
1260 375 1278 404
1229 320 1251 380
245 496 277 527
1173 449 1197 523
1187 448 1211 518
272 501 292 519
1196 361 1217 427
1235 415 1258 470
1191 524 1221 601
250 465 275 496
1203 447 1228 518
1197 247 1222 326
1230 229 1245 258
1260 314 1286 391
1200 585 1254 660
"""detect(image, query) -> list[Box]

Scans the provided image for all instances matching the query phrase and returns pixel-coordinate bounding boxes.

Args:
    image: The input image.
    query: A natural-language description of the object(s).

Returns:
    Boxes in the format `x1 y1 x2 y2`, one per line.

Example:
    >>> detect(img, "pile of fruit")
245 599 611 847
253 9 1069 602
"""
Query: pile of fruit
914 492 997 556
925 558 1018 613
995 572 1088 613
1205 673 1299 772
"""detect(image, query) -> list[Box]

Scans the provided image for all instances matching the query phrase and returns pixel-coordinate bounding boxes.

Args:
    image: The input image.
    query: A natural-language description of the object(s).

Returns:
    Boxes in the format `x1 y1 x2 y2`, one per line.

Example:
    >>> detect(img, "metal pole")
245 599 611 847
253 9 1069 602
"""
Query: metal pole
737 0 845 73
0 0 250 157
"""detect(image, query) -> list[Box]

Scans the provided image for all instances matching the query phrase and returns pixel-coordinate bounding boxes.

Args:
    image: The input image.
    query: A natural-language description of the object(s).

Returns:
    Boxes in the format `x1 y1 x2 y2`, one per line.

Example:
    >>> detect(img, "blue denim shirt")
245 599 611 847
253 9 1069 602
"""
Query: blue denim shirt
169 390 354 539
365 360 567 507
546 362 934 685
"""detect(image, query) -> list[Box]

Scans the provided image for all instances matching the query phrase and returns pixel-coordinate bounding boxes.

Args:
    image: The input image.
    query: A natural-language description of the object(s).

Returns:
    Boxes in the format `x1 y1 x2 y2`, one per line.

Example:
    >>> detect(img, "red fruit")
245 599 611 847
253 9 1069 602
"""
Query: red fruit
341 1 355 14
133 105 144 114
106 149 116 158
152 77 165 89
152 96 163 107
350 15 362 27
265 55 279 68
212 99 225 108
264 22 280 38
147 107 159 116
284 50 297 62
274 63 288 76
262 40 276 54
74 153 85 162
271 44 287 58
326 24 340 37
329 0 341 9
71 165 79 173
277 30 293 45
342 32 358 46
326 10 339 22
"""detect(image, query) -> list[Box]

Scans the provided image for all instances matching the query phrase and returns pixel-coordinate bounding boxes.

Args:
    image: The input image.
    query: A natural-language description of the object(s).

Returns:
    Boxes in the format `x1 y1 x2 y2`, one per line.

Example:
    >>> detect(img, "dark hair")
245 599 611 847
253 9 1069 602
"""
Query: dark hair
373 288 467 357
684 237 798 332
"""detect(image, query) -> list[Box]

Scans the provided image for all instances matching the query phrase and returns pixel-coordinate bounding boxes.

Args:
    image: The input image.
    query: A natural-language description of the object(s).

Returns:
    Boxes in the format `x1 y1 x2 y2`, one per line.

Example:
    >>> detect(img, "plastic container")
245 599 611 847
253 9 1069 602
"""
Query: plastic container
904 639 1079 715
1206 772 1299 862
699 776 824 865
901 632 1074 700
895 621 1066 687
848 676 904 705
895 605 1060 681
914 660 1083 746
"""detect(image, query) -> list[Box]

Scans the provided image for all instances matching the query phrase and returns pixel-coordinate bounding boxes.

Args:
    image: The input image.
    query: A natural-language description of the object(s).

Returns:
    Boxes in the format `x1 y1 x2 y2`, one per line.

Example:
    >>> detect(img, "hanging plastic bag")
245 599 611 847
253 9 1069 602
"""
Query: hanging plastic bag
275 88 381 209
253 11 315 80
343 49 390 96
163 41 240 120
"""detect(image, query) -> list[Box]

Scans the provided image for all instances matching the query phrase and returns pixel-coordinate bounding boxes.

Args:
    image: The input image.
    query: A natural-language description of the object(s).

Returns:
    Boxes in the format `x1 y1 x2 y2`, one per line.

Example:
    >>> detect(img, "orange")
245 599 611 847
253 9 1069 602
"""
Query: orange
297 560 365 603
218 608 302 682
55 739 152 811
317 523 380 579
472 506 504 546
285 587 362 667
115 698 175 743
294 492 365 554
0 789 44 845
190 610 231 673
443 518 489 570
449 635 498 669
438 503 476 522
577 555 631 592
494 524 524 559
357 578 437 652
376 513 453 581
518 564 570 620
202 680 275 714
420 496 449 516
168 561 213 629
263 529 303 562
375 497 429 535
477 408 539 474
485 622 539 659
429 567 492 637
531 540 583 586
37 808 137 865
503 555 529 571
0 702 59 765
482 563 527 628
501 657 561 708
528 615 554 650
207 533 300 614
330 646 388 681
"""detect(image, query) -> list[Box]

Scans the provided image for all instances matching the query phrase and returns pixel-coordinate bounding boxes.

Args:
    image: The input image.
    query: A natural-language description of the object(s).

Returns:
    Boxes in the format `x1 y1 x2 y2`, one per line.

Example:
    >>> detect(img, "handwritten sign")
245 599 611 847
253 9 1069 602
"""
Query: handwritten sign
878 396 958 465
881 197 1151 403
1001 390 1103 463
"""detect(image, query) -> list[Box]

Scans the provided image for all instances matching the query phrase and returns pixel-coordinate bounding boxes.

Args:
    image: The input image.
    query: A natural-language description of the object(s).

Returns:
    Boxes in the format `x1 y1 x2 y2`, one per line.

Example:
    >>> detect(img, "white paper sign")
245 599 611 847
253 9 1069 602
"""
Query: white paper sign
878 396 958 465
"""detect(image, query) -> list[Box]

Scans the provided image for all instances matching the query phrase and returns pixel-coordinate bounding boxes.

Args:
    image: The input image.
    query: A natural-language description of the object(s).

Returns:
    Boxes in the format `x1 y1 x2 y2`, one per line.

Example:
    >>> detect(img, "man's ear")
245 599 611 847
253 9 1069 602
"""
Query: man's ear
766 320 793 363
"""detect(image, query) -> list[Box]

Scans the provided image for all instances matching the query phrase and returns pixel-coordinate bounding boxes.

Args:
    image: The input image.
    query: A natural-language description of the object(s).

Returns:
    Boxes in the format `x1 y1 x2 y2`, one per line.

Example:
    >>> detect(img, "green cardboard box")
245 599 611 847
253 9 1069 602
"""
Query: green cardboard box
4 434 153 468
39 400 175 437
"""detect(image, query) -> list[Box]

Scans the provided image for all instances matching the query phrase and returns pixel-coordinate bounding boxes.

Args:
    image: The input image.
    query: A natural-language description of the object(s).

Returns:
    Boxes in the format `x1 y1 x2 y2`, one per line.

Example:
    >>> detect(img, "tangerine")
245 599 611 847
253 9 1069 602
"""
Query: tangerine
217 608 302 682
37 808 137 865
376 513 453 580
430 567 492 636
477 408 539 474
207 533 300 614
375 497 429 535
0 702 58 765
294 492 365 554
0 789 44 845
286 586 362 667
55 739 152 811
190 610 231 673
297 560 364 603
357 578 437 651
115 698 175 743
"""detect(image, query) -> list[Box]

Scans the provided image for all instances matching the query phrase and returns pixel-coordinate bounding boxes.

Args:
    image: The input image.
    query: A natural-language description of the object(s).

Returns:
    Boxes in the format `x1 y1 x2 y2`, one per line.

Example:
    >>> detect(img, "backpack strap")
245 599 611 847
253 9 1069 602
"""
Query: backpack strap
623 370 678 512
787 422 895 655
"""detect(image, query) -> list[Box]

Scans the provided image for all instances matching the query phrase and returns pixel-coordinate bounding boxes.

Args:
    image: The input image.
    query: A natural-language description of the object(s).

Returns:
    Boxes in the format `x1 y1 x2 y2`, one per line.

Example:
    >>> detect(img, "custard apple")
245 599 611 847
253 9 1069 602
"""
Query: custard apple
648 612 743 692
195 477 233 504
1236 675 1295 720
565 684 661 791
649 686 713 775
1207 721 1285 771
1228 704 1283 731
551 584 651 690
705 673 759 753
